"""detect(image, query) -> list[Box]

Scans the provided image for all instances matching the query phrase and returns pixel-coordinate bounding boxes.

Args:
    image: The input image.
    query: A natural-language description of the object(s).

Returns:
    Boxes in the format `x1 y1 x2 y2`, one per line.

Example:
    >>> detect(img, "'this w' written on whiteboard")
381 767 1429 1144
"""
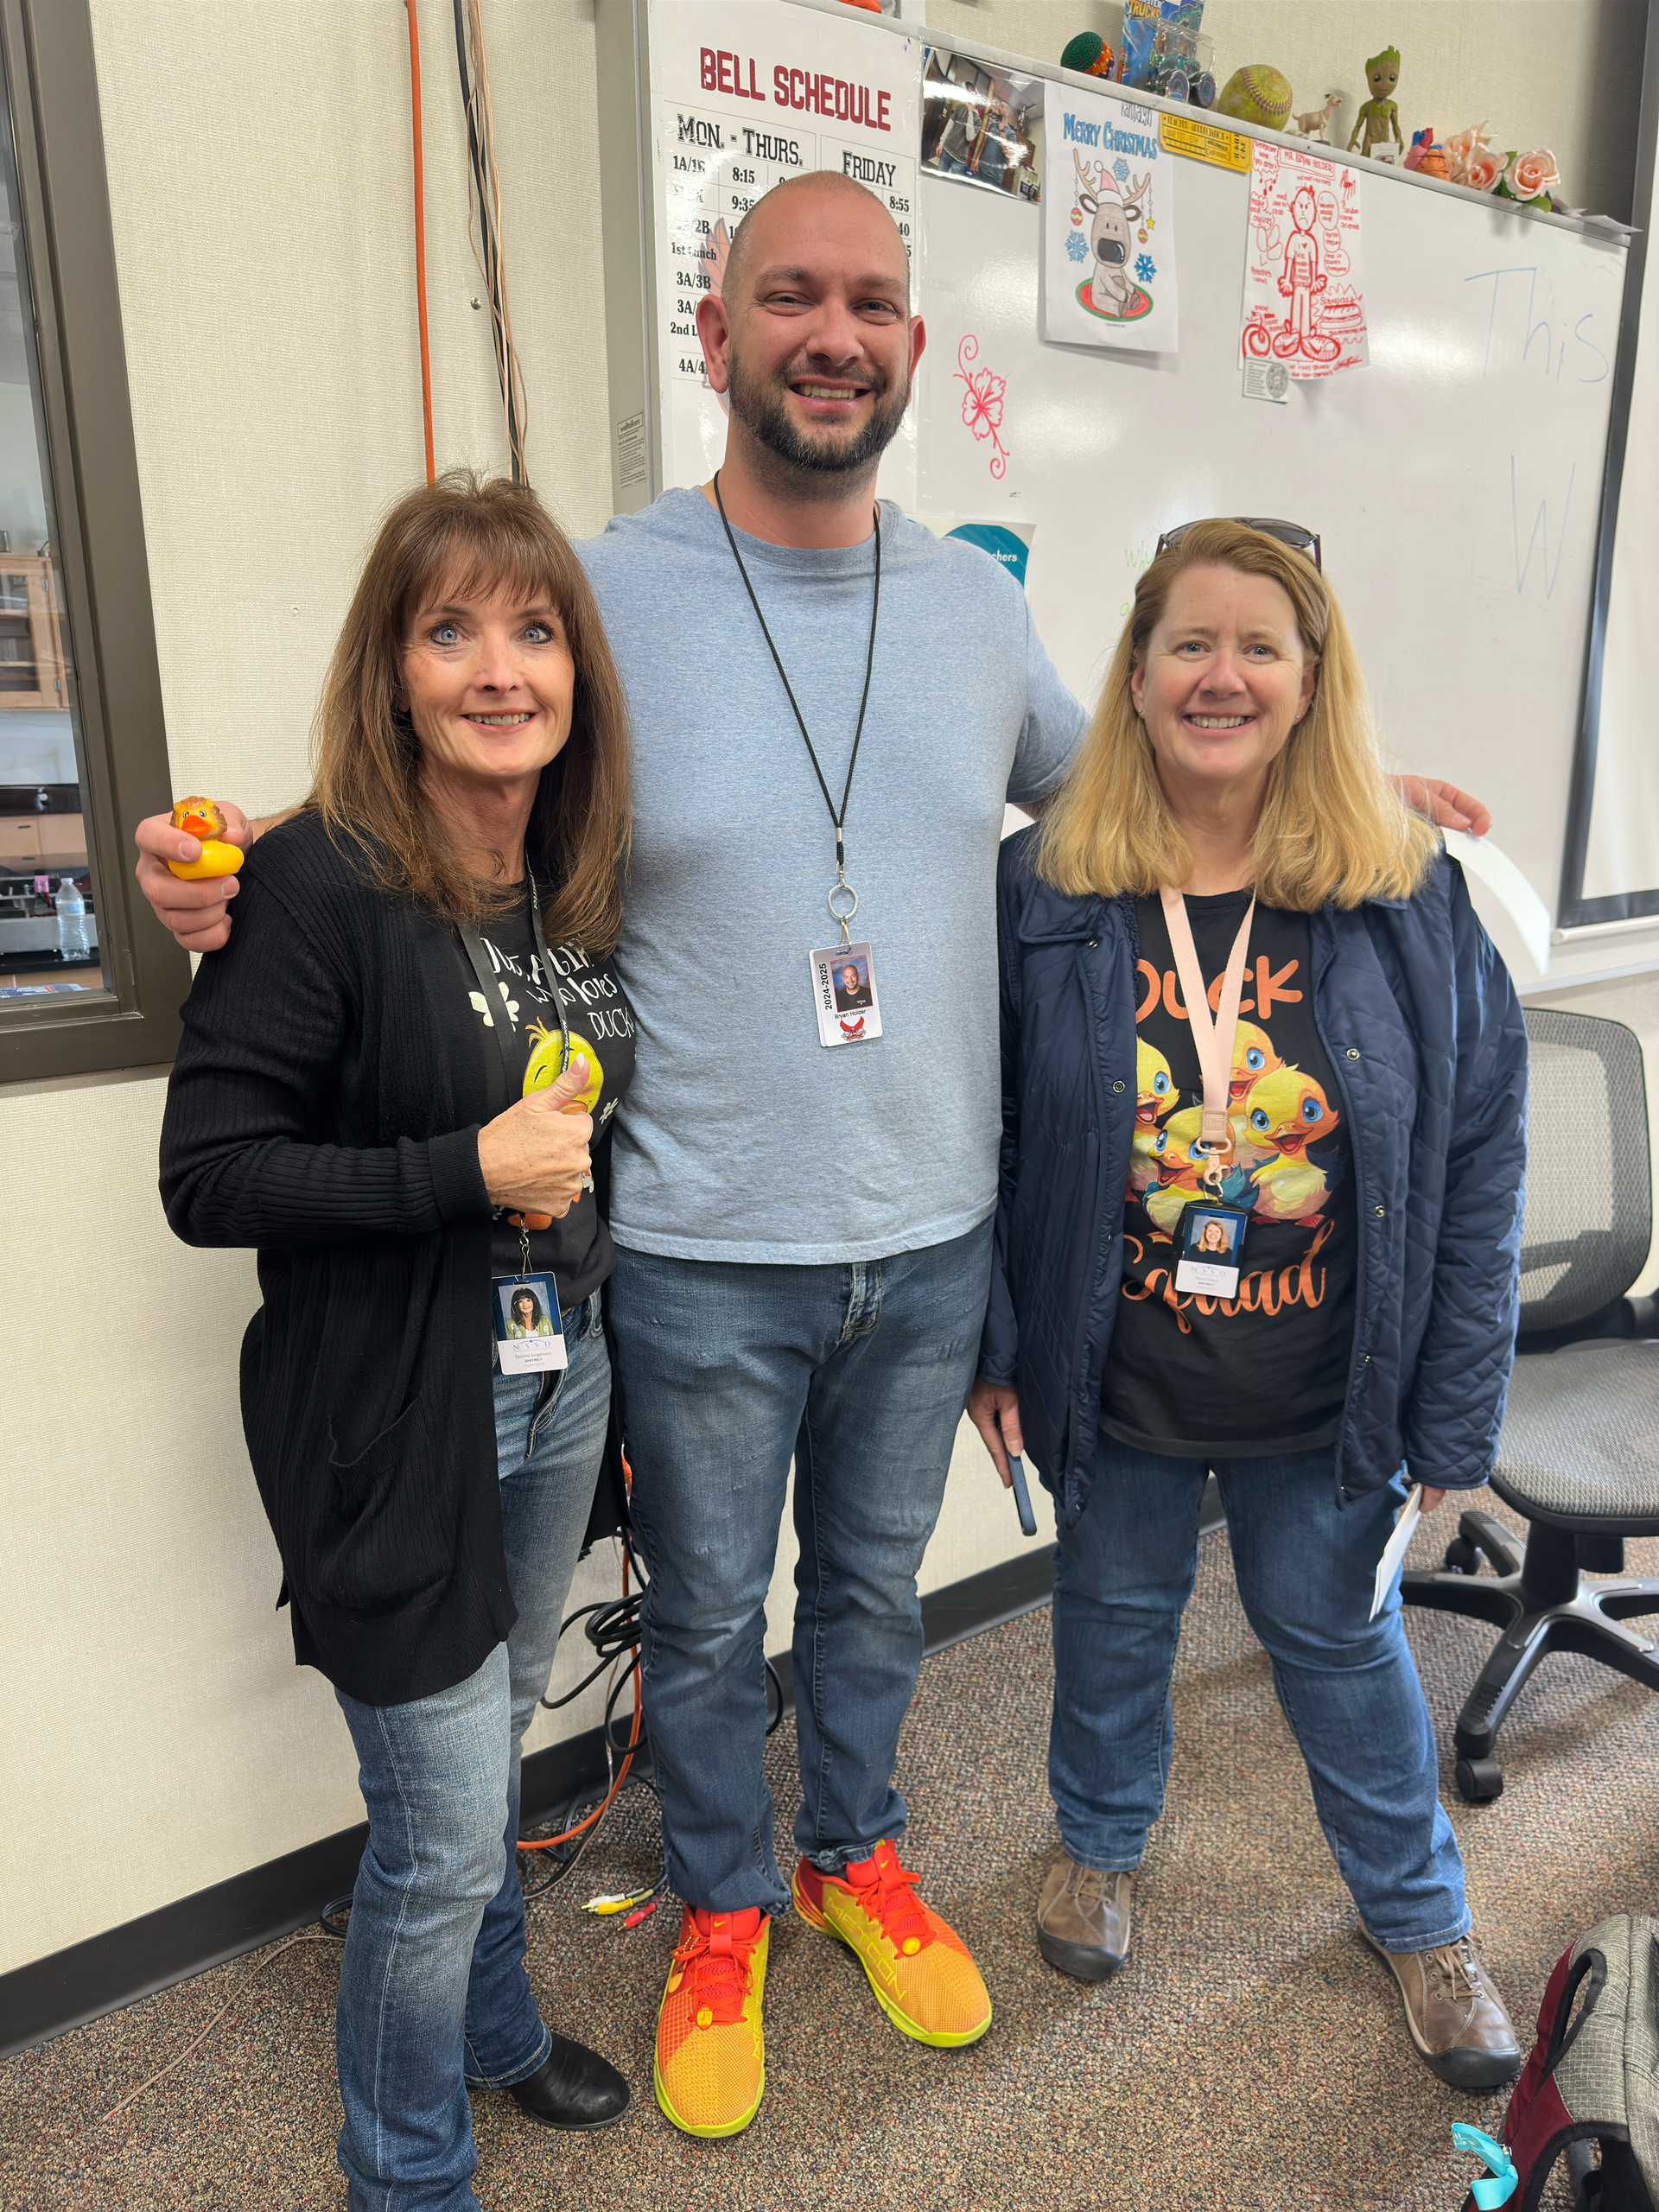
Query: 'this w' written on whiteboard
646 0 922 488
1241 143 1368 377
1041 82 1179 353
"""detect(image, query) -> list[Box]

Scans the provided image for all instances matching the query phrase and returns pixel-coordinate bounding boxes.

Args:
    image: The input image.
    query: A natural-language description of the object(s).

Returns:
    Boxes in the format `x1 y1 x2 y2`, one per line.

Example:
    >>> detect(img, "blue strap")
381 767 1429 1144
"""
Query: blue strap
1452 2123 1517 2208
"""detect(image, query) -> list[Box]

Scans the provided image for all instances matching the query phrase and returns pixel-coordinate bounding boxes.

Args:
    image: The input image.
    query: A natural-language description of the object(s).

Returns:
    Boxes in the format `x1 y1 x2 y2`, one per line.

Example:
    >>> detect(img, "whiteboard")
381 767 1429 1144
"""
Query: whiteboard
599 0 1630 963
915 149 1625 938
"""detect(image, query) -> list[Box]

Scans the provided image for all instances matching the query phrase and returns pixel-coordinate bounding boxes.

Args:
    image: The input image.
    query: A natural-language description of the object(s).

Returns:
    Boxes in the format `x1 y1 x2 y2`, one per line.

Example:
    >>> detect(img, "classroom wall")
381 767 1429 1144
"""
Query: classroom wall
0 0 1648 1980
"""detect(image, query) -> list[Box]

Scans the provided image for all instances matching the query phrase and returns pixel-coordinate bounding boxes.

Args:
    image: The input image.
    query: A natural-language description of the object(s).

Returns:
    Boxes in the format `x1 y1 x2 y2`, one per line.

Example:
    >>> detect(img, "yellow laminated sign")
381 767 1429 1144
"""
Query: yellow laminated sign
1159 112 1251 171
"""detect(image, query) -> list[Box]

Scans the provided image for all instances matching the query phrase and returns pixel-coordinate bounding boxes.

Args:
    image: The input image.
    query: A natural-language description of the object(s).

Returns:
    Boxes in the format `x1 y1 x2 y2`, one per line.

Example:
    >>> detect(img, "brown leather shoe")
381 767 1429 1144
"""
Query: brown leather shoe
1035 1850 1135 1982
1363 1930 1522 2088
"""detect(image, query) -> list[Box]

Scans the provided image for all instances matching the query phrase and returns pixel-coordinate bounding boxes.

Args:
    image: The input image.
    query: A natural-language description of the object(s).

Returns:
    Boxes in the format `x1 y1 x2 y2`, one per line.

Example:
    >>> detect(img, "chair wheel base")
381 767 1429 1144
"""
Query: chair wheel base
1455 1756 1504 1803
1443 1535 1482 1573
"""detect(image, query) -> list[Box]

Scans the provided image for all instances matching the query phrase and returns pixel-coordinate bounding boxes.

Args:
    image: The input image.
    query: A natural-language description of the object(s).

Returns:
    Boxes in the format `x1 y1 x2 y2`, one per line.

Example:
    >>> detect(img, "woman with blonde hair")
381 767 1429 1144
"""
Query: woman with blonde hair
162 474 641 2207
967 519 1529 2088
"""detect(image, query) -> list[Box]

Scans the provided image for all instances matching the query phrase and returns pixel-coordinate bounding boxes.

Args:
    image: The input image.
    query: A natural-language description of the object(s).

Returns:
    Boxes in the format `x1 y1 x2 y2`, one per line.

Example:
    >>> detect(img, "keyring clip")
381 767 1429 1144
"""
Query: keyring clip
828 878 859 947
1193 1137 1232 1192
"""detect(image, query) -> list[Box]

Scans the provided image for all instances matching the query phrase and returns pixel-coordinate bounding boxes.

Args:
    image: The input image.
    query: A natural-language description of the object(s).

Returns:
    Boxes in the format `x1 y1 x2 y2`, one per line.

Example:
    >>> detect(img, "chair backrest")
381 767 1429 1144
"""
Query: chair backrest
1519 1007 1653 1332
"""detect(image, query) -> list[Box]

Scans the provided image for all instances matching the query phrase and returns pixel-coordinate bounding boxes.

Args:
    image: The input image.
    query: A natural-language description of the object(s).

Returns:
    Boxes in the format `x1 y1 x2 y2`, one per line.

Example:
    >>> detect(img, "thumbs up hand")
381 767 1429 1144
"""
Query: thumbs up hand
476 1056 594 1220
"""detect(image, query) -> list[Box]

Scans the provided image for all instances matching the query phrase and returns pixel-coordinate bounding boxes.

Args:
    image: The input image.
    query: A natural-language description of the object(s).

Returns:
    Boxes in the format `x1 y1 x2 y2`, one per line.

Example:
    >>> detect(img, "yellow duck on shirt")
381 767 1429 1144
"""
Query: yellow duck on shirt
1145 1107 1211 1237
1242 1065 1340 1226
1130 1039 1178 1193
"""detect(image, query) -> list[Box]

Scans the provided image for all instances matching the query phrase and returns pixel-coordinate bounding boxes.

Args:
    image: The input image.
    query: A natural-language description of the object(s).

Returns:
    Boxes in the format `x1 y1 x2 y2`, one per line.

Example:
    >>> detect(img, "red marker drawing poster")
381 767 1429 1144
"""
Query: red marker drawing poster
1240 143 1367 378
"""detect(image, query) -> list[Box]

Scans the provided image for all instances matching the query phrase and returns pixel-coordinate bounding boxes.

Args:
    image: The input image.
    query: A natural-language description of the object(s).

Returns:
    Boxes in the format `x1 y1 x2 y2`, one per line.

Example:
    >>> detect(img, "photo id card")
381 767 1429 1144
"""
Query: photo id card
810 939 884 1048
493 1273 569 1374
1173 1205 1249 1297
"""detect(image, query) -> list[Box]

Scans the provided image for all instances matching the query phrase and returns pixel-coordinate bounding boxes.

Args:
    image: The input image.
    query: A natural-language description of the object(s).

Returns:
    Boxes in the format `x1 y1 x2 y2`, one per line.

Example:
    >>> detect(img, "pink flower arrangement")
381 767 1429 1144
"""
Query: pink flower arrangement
1443 121 1491 180
1495 148 1560 206
1442 123 1504 193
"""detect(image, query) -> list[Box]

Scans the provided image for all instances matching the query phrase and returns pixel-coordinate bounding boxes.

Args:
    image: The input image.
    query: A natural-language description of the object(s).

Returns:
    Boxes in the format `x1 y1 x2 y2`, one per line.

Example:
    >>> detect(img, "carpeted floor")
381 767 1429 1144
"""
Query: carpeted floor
6 1497 1656 2210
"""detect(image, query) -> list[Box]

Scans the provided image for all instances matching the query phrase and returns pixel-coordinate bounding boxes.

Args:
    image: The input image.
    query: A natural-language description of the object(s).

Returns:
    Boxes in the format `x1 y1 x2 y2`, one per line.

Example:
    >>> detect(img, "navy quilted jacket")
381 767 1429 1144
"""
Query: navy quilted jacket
979 828 1528 1524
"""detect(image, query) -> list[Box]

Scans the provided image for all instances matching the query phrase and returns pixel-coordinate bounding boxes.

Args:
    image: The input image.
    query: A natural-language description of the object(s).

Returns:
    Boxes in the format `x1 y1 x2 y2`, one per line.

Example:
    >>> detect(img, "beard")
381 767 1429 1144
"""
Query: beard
725 346 910 483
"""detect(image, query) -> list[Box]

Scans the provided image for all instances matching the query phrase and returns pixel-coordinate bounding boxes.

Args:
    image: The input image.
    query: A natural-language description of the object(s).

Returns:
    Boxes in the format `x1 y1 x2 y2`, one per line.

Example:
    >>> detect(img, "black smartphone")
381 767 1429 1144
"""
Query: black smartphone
1007 1452 1038 1538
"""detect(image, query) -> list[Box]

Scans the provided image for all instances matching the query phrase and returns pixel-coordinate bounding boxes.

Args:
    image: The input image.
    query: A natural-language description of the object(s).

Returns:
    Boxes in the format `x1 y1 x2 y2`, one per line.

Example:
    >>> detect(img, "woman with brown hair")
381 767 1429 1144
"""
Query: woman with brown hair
968 520 1529 2088
161 474 636 2207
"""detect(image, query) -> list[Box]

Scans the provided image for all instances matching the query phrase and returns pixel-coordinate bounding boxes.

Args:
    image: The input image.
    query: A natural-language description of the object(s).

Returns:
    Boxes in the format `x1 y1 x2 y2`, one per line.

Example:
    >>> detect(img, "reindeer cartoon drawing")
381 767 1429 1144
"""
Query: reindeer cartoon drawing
1073 152 1153 319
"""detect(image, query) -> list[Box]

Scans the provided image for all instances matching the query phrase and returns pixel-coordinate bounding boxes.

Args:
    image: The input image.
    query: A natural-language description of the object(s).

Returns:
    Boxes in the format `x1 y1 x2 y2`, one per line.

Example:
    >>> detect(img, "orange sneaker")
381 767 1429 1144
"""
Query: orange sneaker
652 1904 769 2139
791 1840 992 2048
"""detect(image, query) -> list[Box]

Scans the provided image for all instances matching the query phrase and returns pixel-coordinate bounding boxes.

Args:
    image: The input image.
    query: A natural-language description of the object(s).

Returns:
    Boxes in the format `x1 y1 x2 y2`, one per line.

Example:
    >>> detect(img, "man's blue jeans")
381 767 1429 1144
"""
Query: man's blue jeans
607 1221 994 1916
1050 1434 1469 1953
332 1300 609 2212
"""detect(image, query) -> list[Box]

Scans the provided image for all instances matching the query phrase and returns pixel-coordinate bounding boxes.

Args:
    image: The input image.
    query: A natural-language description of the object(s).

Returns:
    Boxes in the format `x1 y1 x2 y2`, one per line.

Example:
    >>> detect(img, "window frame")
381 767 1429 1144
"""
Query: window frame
0 0 188 1082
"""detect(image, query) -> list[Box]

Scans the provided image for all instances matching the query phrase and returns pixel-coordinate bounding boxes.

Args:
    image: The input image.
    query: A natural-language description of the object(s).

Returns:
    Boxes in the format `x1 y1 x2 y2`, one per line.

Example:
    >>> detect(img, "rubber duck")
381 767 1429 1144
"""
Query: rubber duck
167 797 245 880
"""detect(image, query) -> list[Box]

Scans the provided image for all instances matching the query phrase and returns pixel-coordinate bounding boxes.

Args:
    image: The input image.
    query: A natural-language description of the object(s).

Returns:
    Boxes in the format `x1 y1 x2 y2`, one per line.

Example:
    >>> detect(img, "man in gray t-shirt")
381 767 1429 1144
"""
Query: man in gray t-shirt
585 175 1079 2133
582 485 1078 1262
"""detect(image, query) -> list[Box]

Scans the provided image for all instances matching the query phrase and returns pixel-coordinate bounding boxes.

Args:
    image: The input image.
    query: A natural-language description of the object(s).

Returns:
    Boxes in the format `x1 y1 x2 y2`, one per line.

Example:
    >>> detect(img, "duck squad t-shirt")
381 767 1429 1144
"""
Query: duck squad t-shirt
1099 890 1358 1458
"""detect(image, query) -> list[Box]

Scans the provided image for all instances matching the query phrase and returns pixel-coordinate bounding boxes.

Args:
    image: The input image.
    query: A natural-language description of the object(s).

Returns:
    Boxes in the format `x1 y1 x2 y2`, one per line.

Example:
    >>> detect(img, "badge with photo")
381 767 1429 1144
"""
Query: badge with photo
493 1274 569 1373
1173 1203 1248 1296
809 940 884 1048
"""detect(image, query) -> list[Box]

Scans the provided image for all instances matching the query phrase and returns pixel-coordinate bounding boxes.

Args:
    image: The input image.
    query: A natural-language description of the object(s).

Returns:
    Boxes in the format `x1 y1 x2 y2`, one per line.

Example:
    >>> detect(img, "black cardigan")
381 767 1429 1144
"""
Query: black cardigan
159 810 514 1706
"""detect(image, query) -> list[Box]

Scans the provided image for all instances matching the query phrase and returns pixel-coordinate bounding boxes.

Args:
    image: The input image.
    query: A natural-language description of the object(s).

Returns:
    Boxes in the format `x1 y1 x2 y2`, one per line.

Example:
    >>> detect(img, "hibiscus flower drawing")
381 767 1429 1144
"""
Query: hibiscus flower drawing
1065 226 1089 264
955 334 1009 480
1135 251 1156 283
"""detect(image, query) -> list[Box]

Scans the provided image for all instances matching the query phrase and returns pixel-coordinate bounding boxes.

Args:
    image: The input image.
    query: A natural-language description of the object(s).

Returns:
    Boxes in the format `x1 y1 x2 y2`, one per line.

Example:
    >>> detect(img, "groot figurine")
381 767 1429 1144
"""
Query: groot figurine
1346 46 1403 156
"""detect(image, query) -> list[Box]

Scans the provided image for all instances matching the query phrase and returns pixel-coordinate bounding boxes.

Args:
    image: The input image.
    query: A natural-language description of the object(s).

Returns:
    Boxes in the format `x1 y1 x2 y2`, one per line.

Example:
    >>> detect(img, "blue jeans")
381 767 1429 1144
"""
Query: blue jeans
332 1298 609 2212
1050 1435 1469 1953
607 1221 994 1915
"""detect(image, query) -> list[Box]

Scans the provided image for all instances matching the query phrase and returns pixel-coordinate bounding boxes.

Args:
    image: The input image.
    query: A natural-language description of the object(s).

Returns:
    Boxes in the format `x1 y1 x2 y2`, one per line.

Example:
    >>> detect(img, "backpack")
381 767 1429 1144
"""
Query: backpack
1465 1915 1659 2210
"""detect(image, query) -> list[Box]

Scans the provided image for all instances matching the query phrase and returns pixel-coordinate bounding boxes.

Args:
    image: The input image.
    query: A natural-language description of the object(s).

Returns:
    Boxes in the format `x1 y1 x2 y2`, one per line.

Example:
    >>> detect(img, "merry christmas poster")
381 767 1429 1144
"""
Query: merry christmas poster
1041 81 1179 353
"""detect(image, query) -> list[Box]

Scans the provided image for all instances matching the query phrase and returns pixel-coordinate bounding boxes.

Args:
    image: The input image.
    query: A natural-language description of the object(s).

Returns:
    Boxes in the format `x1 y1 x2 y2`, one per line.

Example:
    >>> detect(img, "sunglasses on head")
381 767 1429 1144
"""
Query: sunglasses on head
1154 518 1323 572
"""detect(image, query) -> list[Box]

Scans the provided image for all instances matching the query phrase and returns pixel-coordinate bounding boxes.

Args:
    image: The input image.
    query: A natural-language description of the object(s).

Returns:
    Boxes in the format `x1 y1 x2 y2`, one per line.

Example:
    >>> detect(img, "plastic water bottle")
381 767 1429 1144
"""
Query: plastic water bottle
55 874 90 960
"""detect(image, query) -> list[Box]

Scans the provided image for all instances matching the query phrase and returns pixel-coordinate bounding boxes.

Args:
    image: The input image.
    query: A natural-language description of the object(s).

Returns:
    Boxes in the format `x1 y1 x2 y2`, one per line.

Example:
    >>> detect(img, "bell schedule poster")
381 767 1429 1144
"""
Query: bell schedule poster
648 0 923 490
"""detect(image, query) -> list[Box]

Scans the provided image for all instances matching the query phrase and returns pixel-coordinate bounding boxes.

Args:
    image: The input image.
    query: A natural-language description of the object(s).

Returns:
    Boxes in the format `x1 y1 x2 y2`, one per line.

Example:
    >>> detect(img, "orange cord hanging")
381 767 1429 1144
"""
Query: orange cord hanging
518 1542 645 1852
404 0 436 482
518 1452 644 1853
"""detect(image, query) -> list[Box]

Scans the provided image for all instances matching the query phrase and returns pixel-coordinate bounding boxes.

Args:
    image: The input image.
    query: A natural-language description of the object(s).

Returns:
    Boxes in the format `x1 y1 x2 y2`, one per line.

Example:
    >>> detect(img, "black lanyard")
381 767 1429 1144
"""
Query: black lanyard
712 469 881 883
456 870 571 1115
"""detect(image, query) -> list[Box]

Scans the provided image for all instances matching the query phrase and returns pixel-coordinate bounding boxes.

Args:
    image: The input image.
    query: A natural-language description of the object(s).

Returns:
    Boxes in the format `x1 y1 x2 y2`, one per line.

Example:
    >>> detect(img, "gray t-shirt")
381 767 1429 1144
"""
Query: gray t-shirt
578 487 1084 1264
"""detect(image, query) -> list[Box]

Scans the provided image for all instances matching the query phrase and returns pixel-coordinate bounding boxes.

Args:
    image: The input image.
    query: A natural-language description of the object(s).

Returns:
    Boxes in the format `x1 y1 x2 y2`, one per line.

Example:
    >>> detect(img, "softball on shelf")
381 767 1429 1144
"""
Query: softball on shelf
1216 65 1293 131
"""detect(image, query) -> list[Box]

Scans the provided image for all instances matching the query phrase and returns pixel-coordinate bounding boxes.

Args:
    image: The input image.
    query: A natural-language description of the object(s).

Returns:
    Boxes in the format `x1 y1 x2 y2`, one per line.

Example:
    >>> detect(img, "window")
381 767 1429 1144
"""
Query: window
0 1 186 1081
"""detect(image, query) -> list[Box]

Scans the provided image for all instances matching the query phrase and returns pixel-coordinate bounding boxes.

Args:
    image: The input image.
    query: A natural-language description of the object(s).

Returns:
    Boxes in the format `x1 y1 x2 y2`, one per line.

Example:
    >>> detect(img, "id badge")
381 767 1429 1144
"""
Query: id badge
493 1273 569 1374
1173 1204 1248 1296
810 939 883 1048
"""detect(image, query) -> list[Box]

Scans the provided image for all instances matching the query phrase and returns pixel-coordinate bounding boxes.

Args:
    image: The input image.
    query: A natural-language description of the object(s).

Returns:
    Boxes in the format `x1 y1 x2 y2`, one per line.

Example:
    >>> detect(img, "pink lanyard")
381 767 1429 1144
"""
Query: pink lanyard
1159 886 1256 1188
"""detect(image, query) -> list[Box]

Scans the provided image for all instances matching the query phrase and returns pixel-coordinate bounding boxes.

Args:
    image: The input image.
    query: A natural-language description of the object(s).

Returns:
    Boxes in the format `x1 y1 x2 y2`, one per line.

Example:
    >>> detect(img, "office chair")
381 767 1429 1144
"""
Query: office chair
1402 1007 1659 1802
